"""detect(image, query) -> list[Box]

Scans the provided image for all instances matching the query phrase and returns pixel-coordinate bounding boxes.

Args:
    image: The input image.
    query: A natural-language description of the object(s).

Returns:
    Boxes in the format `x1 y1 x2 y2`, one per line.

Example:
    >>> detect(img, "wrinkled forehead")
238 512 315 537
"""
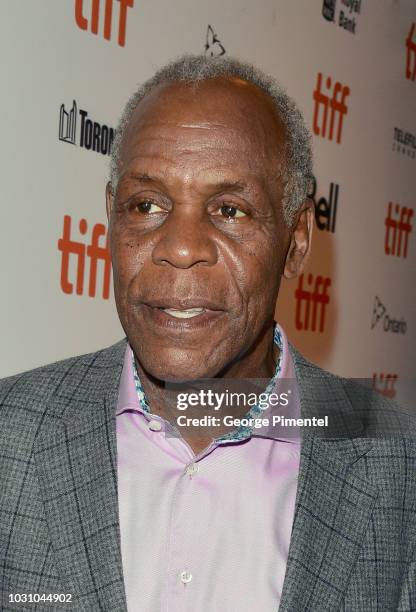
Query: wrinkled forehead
119 78 286 169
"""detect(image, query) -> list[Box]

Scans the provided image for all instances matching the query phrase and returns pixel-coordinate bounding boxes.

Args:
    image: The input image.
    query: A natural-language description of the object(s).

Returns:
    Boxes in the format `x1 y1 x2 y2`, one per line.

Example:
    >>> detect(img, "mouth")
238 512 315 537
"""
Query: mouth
161 307 207 319
140 301 225 330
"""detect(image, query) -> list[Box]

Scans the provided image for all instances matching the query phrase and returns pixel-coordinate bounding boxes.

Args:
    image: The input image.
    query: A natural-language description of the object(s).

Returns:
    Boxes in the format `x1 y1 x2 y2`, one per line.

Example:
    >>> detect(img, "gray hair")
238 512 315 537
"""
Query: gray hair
110 54 313 226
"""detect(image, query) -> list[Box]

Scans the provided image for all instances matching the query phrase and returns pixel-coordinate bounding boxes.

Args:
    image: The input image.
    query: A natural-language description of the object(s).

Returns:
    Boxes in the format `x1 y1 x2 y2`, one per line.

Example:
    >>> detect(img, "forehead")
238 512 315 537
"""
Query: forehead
119 78 285 181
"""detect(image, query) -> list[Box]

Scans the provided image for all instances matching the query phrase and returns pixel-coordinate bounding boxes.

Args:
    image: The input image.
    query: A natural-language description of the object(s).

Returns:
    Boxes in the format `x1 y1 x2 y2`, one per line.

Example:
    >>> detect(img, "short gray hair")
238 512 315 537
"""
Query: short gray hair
110 54 313 226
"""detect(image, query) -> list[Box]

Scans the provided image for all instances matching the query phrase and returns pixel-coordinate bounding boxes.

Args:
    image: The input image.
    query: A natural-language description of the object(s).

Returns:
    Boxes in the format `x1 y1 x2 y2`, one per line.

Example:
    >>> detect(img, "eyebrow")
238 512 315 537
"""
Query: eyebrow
128 173 157 183
127 172 248 193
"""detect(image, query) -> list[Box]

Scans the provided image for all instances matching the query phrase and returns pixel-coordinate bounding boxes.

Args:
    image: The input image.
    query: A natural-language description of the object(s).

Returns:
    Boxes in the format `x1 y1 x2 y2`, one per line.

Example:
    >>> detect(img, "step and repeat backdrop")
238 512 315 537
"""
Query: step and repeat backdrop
1 1 415 403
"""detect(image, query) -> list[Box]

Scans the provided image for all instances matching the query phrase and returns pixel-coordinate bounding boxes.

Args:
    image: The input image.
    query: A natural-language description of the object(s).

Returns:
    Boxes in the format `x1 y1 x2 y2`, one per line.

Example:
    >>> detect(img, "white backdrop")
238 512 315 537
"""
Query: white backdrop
1 1 415 404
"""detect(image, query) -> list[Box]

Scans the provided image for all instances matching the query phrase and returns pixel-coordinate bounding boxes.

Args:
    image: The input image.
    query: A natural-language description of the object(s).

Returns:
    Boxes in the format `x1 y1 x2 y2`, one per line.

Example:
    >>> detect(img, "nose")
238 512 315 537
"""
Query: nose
152 208 218 269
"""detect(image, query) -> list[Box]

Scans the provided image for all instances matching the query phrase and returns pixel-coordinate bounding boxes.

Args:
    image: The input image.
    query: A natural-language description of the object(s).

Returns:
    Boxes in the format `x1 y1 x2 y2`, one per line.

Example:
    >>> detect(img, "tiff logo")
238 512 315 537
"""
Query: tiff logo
406 23 416 81
313 72 350 144
75 0 134 47
59 100 77 145
204 25 226 57
384 202 413 258
295 273 331 332
308 175 339 233
57 215 111 299
372 373 398 399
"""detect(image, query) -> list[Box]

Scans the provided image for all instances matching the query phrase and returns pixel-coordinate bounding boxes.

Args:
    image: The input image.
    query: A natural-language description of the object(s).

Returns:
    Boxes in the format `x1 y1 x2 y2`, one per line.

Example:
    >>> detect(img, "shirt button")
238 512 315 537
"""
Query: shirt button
185 463 199 477
148 419 162 432
180 570 192 584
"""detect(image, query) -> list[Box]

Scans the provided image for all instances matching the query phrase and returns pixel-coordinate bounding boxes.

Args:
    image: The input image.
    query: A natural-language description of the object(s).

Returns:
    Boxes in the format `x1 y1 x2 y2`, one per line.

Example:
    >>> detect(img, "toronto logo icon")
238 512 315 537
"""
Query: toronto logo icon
59 101 77 145
59 100 115 156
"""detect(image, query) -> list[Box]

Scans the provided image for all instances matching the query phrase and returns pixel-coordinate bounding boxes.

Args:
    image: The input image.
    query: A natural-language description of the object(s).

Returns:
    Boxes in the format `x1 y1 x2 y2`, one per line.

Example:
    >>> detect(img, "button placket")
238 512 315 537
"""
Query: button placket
165 468 198 608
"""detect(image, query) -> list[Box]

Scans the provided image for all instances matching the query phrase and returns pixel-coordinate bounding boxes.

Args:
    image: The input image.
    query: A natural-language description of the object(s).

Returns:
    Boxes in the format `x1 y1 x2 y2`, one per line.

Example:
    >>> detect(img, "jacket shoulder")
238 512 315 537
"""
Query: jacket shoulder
290 343 399 409
1 349 99 407
290 344 415 443
0 338 127 426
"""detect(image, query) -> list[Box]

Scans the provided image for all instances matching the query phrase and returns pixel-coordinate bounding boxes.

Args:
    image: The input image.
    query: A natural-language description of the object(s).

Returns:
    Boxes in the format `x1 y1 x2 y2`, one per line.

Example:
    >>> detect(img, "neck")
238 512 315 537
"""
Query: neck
133 323 279 427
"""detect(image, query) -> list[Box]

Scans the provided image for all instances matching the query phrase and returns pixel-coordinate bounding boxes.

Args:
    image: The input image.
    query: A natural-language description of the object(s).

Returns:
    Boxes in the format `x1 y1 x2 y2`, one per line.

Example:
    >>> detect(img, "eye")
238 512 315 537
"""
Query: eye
218 204 247 219
135 200 164 214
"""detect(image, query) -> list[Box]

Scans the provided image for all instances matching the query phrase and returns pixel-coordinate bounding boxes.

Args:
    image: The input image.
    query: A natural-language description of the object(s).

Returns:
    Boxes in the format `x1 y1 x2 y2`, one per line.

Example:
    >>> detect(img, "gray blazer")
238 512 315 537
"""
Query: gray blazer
0 338 415 611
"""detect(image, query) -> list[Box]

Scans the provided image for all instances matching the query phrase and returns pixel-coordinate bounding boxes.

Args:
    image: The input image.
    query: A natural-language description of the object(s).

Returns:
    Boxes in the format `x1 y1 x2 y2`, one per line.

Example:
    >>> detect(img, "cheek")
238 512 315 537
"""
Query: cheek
246 252 282 309
226 230 284 306
110 229 149 295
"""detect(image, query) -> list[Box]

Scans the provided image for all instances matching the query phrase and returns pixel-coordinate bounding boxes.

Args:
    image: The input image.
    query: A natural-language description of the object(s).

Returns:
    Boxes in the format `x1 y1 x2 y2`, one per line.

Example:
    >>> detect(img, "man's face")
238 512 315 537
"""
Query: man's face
107 78 301 381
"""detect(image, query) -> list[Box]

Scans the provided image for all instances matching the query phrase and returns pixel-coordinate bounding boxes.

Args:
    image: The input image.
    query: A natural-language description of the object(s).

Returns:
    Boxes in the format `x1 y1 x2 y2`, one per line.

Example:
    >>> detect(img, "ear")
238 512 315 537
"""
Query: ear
106 181 114 222
283 199 314 279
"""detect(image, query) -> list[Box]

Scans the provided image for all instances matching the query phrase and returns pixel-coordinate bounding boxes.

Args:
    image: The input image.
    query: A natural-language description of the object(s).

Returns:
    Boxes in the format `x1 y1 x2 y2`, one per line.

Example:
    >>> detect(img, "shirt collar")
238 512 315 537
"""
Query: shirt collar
117 323 301 445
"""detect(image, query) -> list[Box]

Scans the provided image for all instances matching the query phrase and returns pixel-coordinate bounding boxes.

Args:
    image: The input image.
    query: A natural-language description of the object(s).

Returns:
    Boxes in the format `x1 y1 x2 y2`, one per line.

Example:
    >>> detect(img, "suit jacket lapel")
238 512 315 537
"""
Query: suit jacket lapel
279 347 378 611
34 339 128 611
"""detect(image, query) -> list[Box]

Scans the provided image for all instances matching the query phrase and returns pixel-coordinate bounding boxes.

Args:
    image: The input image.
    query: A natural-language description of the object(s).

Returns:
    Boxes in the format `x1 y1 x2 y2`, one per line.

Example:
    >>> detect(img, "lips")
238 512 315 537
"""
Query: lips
143 298 225 311
140 299 225 330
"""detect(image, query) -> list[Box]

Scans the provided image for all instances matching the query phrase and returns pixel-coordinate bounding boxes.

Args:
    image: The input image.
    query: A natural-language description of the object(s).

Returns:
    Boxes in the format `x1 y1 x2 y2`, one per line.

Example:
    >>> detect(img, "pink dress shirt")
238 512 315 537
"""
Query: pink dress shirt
116 324 300 612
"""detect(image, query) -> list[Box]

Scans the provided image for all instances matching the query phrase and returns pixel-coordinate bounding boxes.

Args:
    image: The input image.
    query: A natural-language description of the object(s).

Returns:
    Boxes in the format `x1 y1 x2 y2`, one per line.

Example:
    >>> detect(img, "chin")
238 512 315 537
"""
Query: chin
140 351 222 383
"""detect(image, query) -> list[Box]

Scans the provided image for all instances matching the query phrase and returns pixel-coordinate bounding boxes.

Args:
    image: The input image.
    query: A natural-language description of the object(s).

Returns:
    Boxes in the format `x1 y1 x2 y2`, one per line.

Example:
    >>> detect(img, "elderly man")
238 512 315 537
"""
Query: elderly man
1 55 414 612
